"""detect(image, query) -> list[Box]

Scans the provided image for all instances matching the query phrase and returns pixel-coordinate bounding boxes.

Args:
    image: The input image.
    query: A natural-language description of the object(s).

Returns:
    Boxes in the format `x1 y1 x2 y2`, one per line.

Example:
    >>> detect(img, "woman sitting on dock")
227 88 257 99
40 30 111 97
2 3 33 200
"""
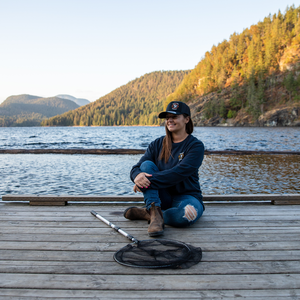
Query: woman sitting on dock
124 101 205 236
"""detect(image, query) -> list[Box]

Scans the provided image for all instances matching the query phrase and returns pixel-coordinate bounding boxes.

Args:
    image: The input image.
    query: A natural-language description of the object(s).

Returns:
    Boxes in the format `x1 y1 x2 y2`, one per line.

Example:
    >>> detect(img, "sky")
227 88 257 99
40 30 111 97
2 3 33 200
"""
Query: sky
0 0 299 104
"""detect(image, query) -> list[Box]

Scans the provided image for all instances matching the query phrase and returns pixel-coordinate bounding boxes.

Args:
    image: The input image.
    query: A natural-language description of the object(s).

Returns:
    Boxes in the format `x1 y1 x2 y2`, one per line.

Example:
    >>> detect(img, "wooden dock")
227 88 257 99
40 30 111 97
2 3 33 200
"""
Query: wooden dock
1 200 300 299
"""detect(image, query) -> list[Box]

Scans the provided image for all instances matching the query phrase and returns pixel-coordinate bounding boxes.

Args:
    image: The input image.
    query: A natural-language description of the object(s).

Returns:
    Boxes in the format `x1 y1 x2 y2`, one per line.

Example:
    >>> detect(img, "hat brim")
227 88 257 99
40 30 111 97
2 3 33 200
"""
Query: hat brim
158 111 182 118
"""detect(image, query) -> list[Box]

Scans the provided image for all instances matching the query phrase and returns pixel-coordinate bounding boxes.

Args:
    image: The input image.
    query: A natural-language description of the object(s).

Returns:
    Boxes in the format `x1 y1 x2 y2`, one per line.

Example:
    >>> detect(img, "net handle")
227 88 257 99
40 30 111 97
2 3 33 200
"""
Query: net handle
91 210 139 244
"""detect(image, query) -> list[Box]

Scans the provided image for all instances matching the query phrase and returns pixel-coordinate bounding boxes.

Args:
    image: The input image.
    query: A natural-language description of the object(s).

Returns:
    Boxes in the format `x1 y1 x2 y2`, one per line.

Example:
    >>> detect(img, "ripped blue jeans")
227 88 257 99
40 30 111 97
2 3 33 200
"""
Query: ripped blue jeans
139 160 204 227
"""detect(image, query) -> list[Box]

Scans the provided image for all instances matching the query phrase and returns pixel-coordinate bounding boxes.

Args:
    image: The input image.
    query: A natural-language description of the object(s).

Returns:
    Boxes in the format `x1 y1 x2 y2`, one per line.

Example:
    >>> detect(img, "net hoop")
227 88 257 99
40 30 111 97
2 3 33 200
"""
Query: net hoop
113 238 201 269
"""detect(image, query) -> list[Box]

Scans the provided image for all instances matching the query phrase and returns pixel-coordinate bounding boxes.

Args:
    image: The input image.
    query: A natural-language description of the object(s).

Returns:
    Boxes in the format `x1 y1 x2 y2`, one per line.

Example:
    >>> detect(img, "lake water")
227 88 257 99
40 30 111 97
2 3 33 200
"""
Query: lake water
0 126 299 197
1 126 300 151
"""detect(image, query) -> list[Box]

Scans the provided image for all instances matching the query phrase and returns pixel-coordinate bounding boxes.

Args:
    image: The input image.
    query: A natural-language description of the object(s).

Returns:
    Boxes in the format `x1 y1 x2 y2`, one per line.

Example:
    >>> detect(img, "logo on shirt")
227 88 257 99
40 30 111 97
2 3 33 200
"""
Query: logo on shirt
172 103 179 110
178 152 184 161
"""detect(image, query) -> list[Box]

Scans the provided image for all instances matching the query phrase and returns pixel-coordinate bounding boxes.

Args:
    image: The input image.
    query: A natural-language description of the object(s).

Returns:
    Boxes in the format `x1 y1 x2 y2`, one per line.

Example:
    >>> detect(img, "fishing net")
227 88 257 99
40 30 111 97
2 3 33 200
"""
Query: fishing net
91 210 202 269
114 239 202 269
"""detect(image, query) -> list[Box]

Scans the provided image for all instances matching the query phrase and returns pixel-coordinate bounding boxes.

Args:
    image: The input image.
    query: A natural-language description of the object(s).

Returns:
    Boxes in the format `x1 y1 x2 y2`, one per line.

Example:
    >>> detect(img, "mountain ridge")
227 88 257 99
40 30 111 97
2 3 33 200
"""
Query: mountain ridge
0 94 80 126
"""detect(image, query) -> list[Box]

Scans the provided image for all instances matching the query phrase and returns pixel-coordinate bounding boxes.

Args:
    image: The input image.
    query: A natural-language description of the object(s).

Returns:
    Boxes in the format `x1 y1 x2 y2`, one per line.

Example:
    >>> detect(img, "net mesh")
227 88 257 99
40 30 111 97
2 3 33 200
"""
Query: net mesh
114 239 202 269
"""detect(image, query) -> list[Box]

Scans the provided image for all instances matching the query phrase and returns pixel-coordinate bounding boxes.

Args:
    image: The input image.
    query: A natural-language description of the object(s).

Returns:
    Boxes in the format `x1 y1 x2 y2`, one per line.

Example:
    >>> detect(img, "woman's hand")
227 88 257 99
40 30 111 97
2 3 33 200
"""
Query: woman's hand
133 184 141 193
134 172 152 189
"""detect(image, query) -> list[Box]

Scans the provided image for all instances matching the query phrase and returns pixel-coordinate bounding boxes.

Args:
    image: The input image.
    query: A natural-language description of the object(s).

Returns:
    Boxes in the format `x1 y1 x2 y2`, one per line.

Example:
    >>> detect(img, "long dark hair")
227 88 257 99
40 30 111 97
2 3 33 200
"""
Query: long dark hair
159 114 194 163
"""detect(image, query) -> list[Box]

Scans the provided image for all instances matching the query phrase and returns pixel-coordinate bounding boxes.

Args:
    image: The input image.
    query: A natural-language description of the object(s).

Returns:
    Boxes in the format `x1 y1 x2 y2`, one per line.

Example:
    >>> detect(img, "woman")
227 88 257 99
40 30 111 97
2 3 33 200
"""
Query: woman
124 101 205 236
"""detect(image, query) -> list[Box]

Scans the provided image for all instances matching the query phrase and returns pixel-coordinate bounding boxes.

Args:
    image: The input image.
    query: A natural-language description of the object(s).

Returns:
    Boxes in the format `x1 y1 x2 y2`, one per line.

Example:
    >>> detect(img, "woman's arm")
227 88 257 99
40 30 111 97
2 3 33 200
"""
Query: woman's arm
130 139 158 182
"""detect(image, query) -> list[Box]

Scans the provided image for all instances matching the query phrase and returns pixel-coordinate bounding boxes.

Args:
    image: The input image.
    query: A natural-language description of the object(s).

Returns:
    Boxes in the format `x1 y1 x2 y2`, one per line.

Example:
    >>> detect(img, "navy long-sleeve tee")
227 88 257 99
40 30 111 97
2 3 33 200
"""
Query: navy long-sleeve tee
130 134 205 207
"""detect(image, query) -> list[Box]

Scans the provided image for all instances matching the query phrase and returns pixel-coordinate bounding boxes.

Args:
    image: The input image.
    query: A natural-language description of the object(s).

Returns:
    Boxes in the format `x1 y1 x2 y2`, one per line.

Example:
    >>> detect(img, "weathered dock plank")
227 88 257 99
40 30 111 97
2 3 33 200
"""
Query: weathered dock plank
2 193 300 205
1 232 300 244
0 288 299 299
1 273 300 290
2 249 300 263
1 260 300 275
1 240 300 252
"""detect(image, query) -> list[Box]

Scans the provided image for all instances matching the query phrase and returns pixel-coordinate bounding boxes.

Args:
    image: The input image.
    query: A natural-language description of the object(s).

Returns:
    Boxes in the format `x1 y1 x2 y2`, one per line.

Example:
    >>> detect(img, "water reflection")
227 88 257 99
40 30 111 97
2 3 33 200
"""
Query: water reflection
201 155 300 194
0 154 299 197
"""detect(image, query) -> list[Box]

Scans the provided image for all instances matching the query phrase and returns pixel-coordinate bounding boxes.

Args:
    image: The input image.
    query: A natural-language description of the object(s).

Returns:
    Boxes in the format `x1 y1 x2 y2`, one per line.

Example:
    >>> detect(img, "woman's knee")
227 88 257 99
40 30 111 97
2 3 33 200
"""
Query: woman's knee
164 201 203 227
140 160 158 173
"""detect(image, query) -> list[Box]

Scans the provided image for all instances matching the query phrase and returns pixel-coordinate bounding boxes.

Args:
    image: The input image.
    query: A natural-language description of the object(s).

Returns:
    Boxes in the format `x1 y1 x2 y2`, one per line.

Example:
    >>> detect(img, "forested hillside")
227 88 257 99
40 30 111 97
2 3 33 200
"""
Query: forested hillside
41 71 189 126
166 5 300 126
0 95 79 126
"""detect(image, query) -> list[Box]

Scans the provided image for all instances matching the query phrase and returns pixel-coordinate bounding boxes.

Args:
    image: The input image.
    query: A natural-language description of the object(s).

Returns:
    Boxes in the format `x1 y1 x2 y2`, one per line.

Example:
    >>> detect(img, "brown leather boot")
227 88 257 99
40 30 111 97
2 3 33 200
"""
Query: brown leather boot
123 206 150 221
148 202 164 237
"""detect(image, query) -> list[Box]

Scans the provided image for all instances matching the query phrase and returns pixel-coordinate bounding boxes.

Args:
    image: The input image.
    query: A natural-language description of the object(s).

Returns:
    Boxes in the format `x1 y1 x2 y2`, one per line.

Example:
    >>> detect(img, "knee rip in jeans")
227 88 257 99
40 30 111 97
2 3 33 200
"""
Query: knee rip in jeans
183 205 197 221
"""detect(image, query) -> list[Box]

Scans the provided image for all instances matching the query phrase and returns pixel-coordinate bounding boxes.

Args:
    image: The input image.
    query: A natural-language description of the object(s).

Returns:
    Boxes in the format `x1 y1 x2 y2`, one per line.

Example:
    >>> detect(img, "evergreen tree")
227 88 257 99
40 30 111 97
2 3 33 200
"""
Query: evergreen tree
284 71 297 101
257 72 266 114
246 69 260 119
230 79 243 110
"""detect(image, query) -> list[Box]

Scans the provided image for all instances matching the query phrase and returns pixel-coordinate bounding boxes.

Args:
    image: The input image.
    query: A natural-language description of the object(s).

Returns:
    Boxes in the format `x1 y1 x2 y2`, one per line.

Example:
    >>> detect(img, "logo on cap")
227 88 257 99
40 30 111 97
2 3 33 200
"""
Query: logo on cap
172 103 179 110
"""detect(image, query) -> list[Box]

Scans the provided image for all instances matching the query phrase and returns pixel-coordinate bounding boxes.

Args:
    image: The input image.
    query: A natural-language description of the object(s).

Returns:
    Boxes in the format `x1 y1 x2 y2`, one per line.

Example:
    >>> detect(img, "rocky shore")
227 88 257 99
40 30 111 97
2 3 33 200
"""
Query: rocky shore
188 85 300 127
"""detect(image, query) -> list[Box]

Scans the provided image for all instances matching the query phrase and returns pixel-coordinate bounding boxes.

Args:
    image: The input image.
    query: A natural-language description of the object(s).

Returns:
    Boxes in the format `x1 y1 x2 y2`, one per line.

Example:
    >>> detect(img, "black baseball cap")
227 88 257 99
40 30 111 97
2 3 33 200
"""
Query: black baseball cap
158 101 191 118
